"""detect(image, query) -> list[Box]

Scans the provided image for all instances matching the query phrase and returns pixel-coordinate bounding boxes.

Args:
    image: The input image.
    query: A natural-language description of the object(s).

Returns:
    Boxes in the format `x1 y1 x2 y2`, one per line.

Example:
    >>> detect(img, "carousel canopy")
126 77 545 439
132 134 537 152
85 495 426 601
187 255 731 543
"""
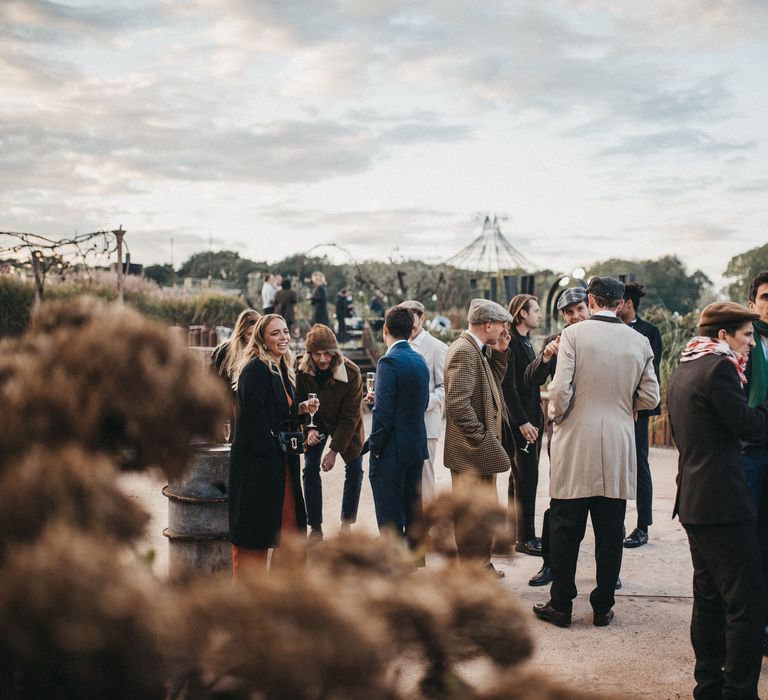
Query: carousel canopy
442 215 538 273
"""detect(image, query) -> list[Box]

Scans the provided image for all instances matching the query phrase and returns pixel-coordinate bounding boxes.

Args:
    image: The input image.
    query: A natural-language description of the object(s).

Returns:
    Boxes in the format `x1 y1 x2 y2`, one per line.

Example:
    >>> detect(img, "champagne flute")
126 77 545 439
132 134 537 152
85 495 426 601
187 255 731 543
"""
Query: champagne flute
366 372 376 395
307 392 318 427
223 421 231 443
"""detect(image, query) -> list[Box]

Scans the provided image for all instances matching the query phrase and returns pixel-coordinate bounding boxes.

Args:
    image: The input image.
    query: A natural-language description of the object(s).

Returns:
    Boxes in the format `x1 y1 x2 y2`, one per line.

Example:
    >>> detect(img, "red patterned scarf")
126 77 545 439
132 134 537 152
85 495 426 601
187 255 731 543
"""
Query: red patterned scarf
680 336 747 385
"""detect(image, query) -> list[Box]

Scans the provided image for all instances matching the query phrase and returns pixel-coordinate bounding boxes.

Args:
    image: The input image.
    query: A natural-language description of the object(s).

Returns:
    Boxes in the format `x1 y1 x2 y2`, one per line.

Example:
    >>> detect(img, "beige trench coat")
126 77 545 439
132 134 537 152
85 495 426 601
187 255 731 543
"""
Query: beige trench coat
444 332 511 476
547 316 660 500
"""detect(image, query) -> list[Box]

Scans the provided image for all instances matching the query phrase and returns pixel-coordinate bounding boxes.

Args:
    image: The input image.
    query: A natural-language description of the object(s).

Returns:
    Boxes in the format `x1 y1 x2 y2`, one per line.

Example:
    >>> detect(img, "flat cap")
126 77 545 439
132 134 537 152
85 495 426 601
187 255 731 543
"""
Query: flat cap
698 301 758 329
400 299 425 315
586 276 625 300
468 298 513 325
557 286 587 311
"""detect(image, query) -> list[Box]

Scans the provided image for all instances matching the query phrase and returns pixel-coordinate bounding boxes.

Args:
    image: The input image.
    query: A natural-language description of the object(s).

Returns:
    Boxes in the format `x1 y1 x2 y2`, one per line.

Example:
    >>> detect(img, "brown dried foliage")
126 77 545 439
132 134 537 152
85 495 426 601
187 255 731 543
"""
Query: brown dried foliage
0 445 148 560
0 296 229 479
0 526 172 700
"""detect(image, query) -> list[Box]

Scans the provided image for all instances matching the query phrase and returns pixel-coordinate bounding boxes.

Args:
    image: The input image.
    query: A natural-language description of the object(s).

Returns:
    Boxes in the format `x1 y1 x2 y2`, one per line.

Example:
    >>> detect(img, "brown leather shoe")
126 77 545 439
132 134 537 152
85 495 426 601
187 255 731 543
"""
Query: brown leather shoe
533 601 571 628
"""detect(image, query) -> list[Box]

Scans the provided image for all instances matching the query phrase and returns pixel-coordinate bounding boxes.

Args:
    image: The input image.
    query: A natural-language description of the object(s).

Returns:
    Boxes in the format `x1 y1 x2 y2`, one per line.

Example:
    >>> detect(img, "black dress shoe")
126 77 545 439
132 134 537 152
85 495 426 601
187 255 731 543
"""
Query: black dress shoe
484 563 505 578
528 565 553 587
615 576 622 590
593 609 615 627
515 538 543 556
533 601 572 628
623 527 648 548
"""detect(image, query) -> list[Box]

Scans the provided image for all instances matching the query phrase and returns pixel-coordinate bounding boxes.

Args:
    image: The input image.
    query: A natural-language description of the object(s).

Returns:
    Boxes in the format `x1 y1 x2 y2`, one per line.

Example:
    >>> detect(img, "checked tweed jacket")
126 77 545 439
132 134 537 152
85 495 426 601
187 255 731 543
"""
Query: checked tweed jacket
443 332 512 476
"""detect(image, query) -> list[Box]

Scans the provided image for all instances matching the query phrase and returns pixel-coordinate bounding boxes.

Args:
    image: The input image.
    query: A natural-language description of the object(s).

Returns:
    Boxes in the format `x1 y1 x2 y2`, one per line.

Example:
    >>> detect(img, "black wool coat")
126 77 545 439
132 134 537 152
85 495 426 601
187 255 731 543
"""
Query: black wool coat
229 357 307 549
630 316 663 417
667 354 768 525
502 328 542 430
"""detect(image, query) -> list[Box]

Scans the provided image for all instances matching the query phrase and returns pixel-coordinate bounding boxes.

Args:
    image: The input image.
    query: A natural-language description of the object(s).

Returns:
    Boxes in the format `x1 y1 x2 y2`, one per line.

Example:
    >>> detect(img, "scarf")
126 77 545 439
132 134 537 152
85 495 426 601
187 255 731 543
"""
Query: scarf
680 336 747 386
748 320 768 407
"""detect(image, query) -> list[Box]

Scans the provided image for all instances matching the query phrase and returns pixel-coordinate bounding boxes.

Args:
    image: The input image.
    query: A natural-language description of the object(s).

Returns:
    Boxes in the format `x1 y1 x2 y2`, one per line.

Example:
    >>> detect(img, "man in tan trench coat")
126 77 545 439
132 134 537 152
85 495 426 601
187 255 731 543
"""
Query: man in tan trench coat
444 298 514 577
533 276 659 628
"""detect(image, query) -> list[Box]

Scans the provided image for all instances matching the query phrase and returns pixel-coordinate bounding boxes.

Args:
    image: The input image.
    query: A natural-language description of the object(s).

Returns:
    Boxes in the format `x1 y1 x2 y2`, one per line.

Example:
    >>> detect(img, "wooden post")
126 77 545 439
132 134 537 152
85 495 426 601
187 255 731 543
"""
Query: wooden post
31 250 43 310
115 227 125 305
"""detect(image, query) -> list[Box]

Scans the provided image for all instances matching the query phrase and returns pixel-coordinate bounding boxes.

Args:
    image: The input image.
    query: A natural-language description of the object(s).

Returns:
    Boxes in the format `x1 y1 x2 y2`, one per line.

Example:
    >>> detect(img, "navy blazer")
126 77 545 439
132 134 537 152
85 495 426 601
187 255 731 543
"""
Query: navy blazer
369 340 430 464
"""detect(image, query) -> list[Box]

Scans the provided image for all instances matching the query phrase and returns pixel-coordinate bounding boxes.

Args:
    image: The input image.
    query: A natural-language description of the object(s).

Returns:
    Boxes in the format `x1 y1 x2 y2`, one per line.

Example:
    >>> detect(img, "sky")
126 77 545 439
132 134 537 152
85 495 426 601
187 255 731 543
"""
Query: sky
1 0 767 287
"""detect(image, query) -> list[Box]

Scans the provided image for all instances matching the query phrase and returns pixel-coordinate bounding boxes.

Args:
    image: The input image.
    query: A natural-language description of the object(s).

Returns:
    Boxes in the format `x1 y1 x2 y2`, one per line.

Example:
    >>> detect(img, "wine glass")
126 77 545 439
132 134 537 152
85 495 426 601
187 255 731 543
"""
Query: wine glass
366 372 376 394
521 440 533 454
307 392 318 427
223 421 231 443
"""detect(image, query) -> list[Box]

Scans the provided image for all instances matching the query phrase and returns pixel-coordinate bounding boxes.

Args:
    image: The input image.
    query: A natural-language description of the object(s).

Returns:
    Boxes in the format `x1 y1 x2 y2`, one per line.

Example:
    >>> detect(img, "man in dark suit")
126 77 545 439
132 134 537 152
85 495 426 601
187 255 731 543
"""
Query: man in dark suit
503 293 544 556
618 283 663 548
368 305 430 548
668 301 768 700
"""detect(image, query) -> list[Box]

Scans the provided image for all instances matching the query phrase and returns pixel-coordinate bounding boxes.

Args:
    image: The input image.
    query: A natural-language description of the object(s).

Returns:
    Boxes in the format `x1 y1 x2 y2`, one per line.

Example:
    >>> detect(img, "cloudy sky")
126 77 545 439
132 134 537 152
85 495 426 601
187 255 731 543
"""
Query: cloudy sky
2 1 766 285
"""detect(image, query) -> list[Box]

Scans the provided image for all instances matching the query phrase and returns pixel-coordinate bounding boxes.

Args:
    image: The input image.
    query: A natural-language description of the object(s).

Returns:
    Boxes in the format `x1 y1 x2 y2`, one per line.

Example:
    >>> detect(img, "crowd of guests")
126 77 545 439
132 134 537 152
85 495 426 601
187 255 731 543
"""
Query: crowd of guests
212 269 768 700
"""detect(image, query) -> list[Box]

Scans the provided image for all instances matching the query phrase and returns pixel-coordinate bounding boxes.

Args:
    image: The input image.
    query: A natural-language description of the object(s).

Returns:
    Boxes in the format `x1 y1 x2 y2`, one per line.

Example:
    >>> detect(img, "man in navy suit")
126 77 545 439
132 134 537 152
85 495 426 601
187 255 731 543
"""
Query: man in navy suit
368 305 430 548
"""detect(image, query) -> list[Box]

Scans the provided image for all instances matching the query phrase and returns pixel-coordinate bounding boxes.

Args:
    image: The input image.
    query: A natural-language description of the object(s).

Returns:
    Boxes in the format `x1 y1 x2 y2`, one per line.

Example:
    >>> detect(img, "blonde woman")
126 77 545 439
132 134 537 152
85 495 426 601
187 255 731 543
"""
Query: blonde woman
211 308 261 390
228 314 317 576
310 271 329 327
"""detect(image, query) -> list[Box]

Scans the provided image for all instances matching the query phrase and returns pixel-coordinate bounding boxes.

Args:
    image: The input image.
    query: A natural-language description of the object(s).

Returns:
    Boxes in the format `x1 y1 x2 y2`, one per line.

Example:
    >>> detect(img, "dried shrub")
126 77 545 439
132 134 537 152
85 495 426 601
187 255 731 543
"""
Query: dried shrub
0 526 172 700
0 445 148 560
424 477 512 559
0 296 228 478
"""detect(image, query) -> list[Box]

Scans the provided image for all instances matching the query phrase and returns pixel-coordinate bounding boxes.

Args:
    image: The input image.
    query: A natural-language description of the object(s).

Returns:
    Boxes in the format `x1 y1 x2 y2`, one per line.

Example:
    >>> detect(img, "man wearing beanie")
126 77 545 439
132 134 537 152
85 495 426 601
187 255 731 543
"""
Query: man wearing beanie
668 301 768 700
443 298 513 577
296 324 365 539
534 276 659 628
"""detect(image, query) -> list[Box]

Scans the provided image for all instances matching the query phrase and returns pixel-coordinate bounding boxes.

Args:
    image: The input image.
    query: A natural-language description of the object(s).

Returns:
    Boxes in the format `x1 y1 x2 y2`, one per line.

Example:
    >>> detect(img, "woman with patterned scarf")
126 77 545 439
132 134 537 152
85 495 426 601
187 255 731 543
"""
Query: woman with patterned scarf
667 301 768 700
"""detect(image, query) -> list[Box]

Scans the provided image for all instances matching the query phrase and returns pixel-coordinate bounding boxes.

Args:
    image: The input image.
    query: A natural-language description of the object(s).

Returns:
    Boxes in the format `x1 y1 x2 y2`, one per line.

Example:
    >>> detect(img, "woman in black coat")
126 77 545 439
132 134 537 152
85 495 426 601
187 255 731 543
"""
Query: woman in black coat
310 271 330 327
229 314 316 576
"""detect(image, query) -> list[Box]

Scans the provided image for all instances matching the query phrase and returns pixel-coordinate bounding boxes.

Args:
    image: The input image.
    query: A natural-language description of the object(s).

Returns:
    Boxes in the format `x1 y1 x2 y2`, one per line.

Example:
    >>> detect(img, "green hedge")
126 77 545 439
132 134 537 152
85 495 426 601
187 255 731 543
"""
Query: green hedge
0 278 247 338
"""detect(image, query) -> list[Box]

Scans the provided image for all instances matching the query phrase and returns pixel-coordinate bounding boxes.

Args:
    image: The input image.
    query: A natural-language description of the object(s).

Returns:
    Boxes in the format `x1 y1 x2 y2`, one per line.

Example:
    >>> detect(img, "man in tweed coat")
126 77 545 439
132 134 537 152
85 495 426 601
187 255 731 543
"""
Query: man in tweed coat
444 298 514 577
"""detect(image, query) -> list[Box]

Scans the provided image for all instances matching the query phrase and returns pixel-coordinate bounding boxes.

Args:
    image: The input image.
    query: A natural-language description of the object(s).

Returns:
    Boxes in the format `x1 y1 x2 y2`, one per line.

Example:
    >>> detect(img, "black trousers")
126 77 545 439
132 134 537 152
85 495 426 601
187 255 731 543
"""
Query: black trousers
507 427 541 542
684 520 765 700
549 496 626 614
634 414 653 529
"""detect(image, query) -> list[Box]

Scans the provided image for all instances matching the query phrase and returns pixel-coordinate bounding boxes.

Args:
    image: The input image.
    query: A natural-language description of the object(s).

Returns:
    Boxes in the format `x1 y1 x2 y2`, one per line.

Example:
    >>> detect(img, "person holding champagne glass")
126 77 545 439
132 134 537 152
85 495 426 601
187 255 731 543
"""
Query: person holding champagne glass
228 314 318 576
296 324 366 540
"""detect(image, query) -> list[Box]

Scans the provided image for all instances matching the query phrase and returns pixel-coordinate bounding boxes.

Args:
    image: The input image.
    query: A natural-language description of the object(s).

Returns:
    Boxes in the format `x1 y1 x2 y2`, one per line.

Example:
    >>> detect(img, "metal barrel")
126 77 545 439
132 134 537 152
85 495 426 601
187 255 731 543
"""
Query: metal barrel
163 443 231 583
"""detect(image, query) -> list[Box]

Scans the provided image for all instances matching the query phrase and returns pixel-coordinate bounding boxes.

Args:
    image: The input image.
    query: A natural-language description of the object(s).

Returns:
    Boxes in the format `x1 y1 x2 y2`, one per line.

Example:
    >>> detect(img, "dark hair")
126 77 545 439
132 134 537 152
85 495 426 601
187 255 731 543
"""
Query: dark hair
384 305 414 340
507 294 537 325
699 321 750 338
748 271 768 302
623 282 646 311
591 294 621 310
281 278 291 290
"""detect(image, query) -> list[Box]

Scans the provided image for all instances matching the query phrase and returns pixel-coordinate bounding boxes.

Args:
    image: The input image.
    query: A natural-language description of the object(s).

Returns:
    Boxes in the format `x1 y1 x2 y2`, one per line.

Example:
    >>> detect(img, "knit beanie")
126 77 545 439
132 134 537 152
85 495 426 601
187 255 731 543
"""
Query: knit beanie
305 324 338 353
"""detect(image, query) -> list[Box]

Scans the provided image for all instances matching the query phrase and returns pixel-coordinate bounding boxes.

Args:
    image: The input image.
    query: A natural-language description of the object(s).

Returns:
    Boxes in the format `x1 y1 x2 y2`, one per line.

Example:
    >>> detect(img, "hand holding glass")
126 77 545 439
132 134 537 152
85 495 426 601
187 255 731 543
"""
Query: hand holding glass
307 393 319 427
366 372 376 394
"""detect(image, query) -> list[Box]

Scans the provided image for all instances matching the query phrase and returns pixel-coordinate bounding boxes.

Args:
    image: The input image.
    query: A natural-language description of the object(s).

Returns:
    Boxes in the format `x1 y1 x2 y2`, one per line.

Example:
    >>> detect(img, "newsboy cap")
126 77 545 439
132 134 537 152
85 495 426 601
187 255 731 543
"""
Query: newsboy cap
586 276 625 300
698 301 759 329
468 298 514 325
557 286 587 311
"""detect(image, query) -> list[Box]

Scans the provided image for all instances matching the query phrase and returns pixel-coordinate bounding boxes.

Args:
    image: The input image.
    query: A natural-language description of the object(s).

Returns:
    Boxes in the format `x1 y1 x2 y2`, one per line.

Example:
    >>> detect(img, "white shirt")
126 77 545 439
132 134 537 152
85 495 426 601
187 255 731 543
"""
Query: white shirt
261 281 276 308
466 329 485 351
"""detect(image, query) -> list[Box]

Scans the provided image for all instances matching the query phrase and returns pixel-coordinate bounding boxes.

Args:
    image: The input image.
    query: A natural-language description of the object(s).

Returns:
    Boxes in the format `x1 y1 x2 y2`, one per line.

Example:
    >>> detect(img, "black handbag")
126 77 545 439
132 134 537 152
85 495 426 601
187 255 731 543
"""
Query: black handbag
274 419 304 455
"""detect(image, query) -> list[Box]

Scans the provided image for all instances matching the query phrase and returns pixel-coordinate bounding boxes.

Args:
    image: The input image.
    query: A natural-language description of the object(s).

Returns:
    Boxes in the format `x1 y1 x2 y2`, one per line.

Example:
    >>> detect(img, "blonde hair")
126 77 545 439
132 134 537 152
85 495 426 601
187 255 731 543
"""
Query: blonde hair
232 314 295 391
220 309 261 380
507 294 537 326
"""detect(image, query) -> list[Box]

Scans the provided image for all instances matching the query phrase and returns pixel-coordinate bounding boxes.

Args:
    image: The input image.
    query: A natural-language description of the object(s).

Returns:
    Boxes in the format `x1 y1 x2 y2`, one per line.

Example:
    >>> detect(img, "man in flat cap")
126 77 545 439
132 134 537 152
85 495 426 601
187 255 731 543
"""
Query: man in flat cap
522 286 589 586
668 301 768 700
444 298 513 577
533 276 659 628
618 282 663 549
